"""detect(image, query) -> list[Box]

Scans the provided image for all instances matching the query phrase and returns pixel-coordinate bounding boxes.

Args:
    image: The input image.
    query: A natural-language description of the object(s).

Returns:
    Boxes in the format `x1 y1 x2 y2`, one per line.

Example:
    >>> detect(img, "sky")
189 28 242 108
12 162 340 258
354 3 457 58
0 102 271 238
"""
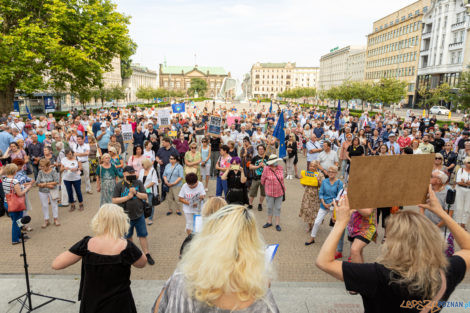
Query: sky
115 0 417 80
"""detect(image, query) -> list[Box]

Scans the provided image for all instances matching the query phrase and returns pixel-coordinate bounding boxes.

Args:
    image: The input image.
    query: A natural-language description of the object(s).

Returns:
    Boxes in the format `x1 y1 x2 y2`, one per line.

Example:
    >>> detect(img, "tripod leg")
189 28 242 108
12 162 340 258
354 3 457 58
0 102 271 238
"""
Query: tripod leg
30 292 76 304
8 293 28 304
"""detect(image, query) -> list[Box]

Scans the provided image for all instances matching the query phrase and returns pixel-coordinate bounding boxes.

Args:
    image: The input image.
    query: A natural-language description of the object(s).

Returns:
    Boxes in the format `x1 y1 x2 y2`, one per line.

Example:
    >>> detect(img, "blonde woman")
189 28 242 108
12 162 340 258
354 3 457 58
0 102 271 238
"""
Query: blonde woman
184 142 201 180
52 204 147 313
153 205 280 313
179 197 228 257
316 187 470 311
36 159 60 228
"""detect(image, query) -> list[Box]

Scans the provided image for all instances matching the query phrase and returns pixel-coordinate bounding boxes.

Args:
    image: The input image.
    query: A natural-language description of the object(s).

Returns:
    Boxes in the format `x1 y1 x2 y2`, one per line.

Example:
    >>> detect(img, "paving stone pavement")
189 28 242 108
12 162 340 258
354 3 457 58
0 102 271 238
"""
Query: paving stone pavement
0 160 376 282
2 275 470 313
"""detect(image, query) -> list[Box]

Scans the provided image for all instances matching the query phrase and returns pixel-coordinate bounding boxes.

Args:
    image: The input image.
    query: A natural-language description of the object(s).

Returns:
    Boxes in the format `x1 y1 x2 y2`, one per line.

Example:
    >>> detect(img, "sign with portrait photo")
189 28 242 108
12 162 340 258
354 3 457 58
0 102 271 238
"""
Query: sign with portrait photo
208 116 221 135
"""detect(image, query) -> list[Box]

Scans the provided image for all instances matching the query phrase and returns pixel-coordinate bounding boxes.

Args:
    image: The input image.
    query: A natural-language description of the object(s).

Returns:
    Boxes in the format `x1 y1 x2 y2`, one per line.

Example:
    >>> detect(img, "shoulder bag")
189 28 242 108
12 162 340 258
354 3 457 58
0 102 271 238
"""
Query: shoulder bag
268 167 286 202
6 182 26 212
162 164 178 194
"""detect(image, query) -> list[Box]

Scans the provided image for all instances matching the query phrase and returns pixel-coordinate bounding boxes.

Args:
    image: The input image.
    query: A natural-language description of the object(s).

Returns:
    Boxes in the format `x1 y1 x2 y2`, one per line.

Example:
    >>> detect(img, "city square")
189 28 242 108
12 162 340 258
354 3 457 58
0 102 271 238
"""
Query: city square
1 0 470 313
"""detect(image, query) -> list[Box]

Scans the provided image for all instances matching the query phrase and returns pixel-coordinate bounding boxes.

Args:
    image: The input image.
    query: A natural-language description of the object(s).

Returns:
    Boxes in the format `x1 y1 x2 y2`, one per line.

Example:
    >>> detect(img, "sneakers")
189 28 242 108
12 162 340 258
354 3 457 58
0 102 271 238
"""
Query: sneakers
146 253 155 265
262 223 272 228
247 205 253 209
147 220 153 225
258 204 263 211
275 225 282 232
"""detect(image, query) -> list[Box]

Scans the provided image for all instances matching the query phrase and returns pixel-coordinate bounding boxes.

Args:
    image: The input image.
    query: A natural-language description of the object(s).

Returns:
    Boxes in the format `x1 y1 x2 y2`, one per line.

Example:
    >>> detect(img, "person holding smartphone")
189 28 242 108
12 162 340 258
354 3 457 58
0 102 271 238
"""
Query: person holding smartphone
221 157 248 205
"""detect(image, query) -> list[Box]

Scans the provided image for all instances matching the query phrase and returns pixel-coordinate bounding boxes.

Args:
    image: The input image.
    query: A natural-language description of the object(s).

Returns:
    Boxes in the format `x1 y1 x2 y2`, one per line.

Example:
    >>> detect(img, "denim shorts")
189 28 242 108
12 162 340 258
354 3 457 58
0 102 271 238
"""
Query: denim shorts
126 215 148 238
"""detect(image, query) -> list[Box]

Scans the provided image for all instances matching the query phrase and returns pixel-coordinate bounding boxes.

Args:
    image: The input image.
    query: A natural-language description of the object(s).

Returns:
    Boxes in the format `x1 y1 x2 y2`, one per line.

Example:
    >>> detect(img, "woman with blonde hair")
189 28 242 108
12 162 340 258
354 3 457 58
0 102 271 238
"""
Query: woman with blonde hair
153 205 280 313
316 187 470 312
52 203 147 313
179 197 227 257
36 159 60 228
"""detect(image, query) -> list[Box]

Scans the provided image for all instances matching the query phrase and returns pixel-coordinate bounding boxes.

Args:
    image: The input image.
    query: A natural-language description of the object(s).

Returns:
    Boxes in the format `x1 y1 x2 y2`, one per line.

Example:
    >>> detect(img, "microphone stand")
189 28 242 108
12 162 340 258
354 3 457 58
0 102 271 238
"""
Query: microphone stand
8 231 75 312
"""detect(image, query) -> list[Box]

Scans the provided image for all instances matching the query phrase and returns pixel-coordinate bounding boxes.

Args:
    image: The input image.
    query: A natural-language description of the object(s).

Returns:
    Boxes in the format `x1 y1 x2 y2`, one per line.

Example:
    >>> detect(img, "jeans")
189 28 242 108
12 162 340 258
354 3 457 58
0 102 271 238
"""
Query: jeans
216 176 228 197
64 179 83 203
159 165 168 200
126 215 148 238
10 210 23 243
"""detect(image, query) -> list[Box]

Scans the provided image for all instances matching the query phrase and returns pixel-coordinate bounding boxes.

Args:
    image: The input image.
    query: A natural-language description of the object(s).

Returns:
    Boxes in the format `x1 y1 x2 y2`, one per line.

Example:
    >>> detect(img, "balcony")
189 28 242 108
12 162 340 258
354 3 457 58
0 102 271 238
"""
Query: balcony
451 21 466 30
420 48 430 55
421 32 431 39
449 42 463 50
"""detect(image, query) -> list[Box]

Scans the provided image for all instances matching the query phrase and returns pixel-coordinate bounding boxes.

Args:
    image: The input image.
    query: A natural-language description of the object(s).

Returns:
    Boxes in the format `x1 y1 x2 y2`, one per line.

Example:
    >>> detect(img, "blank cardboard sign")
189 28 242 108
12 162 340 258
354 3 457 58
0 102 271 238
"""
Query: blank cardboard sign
347 154 434 209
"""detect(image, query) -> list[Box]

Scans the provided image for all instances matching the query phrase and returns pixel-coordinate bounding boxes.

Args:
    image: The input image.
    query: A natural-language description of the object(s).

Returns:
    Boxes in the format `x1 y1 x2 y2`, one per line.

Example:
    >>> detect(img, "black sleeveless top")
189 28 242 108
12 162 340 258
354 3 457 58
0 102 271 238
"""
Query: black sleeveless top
69 236 143 313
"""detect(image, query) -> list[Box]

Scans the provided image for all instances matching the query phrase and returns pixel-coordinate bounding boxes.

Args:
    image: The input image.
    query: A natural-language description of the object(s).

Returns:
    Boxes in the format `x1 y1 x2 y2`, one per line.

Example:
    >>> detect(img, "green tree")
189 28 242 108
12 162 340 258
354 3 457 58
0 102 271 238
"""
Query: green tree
0 0 135 113
374 78 407 106
108 85 125 102
456 71 470 111
350 81 377 111
136 87 153 103
429 83 453 107
188 78 208 97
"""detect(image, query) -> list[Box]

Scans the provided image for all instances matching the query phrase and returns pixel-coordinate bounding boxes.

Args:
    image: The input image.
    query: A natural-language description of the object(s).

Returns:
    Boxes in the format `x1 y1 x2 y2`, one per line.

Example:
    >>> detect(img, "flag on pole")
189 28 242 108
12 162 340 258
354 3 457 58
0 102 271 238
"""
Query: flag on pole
273 111 286 158
334 100 341 130
269 100 273 113
25 104 32 120
172 102 186 113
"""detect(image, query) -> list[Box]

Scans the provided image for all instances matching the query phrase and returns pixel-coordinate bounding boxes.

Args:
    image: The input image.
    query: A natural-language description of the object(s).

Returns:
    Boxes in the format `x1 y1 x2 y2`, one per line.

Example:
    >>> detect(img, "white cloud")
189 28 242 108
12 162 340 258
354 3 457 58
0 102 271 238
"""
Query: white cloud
115 0 417 79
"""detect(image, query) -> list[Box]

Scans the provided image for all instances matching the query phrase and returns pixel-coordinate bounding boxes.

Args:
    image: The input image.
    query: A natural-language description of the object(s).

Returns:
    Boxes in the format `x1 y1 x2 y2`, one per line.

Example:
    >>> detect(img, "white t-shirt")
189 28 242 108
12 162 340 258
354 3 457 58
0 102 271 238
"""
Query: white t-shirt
318 150 339 170
143 149 155 162
456 168 470 184
178 182 206 214
61 158 81 181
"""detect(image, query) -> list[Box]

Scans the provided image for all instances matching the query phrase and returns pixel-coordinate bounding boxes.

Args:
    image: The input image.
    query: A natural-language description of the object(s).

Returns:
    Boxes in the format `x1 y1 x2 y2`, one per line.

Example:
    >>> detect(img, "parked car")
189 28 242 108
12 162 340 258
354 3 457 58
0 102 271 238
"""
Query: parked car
430 106 450 115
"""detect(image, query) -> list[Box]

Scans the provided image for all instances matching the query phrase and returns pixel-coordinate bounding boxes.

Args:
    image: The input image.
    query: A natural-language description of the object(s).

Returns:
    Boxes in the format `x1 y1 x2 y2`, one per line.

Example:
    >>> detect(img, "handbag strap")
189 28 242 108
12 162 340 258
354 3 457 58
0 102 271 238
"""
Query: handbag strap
419 270 446 313
268 167 285 195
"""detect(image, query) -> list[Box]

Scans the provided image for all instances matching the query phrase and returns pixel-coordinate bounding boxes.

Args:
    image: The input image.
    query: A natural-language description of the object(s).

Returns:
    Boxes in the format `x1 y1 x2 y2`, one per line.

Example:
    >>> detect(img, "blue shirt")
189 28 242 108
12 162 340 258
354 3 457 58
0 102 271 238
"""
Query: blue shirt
163 163 184 187
38 133 46 143
0 131 13 154
319 179 343 210
96 129 112 149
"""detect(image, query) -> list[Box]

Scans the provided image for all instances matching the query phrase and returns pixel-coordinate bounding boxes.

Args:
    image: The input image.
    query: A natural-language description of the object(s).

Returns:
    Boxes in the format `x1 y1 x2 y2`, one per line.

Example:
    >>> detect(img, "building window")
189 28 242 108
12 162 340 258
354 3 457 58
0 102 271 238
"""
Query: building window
451 52 456 64
408 13 412 18
457 51 462 63
415 9 420 15
423 6 428 13
176 81 180 88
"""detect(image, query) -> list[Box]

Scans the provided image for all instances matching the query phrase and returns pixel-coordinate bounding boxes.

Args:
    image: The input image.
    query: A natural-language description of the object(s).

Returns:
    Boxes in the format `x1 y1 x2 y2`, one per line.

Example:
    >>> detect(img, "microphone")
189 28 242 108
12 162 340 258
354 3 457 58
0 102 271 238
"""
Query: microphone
16 216 31 228
446 189 456 205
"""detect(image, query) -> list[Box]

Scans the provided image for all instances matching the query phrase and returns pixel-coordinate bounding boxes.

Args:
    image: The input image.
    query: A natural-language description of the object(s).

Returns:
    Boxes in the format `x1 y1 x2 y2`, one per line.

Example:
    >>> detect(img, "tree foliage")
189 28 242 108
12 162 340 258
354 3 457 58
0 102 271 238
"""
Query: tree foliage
136 87 184 103
323 78 406 107
456 71 470 111
0 0 135 112
188 78 208 97
278 87 316 99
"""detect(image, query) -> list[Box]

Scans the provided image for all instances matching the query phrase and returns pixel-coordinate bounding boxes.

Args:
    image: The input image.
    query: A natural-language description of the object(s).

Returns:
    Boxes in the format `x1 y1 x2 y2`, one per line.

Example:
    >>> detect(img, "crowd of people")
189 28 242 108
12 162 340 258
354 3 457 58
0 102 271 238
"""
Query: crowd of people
1 101 470 312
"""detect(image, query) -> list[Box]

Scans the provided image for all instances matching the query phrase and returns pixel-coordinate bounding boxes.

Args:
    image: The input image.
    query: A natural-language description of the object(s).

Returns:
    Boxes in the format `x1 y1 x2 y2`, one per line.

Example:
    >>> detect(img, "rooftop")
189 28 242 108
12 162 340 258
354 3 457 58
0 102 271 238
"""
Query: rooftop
160 65 228 75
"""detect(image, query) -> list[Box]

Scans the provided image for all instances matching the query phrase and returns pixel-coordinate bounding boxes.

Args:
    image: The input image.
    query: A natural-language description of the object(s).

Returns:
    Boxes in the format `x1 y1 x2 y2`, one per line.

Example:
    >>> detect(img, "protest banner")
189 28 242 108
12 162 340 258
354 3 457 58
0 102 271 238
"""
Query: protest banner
226 115 239 126
158 109 171 127
167 130 177 138
121 124 133 143
347 154 434 209
208 116 221 135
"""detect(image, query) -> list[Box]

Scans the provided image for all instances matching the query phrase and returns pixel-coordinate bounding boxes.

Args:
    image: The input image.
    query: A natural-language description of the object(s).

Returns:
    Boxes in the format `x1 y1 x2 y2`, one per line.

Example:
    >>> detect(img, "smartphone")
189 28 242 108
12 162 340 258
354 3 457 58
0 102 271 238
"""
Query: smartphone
231 164 240 171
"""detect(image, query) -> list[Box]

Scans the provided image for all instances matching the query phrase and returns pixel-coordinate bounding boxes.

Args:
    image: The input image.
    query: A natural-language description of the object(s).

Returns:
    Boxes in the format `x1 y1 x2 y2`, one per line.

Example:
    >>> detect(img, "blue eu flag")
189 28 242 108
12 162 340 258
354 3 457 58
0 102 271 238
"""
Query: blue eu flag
172 102 185 113
273 111 286 158
334 100 341 130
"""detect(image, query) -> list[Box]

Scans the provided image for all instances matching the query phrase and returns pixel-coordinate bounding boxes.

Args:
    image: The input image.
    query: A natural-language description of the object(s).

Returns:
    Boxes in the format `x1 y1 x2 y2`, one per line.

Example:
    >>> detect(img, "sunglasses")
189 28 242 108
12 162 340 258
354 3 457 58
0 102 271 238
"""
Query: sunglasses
169 157 176 160
435 158 442 160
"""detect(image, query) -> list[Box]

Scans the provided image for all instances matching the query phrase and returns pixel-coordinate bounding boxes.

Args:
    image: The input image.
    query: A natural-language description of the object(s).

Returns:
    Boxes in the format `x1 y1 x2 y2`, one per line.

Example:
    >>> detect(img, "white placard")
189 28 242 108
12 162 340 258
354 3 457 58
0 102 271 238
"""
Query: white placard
158 109 171 127
121 123 133 143
193 215 203 233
